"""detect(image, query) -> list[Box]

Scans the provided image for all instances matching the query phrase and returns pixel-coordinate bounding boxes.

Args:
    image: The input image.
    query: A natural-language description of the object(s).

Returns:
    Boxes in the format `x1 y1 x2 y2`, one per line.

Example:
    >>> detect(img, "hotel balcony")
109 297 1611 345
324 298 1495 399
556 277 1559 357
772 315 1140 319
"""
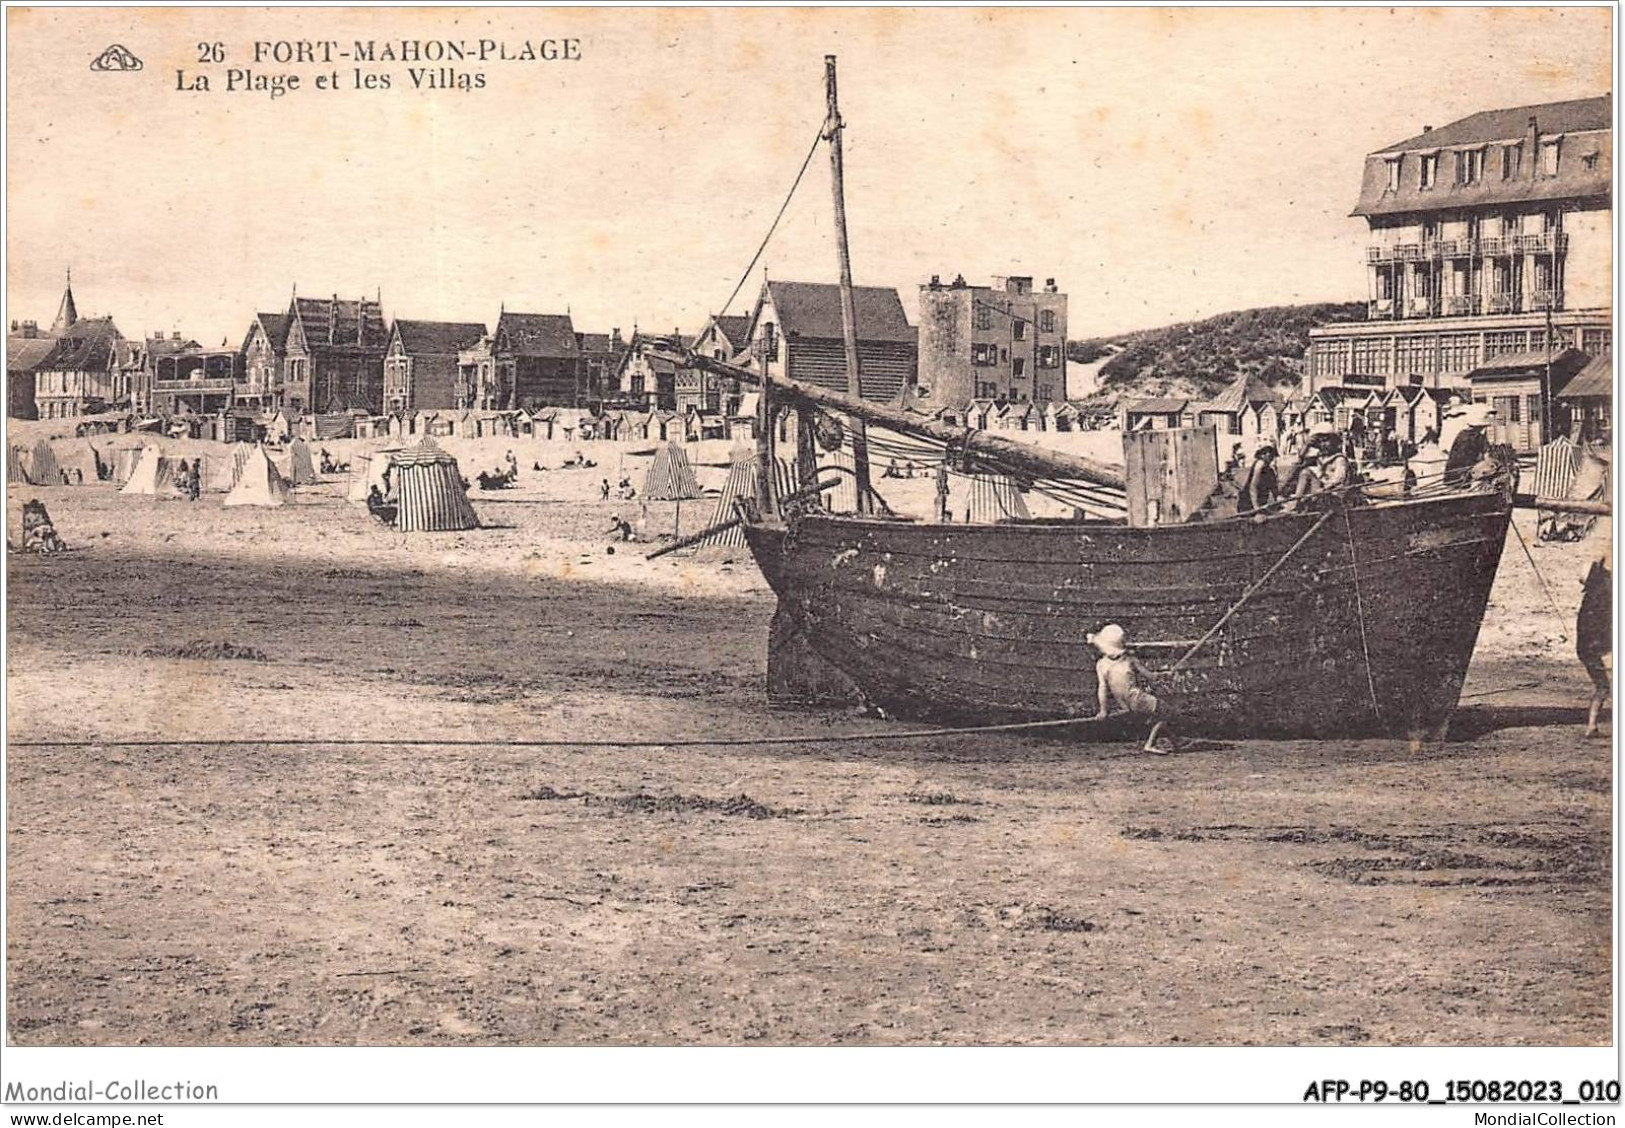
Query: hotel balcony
1484 292 1519 314
1368 233 1569 263
1528 289 1561 312
1368 298 1396 319
1442 294 1480 316
153 376 235 392
1518 232 1569 254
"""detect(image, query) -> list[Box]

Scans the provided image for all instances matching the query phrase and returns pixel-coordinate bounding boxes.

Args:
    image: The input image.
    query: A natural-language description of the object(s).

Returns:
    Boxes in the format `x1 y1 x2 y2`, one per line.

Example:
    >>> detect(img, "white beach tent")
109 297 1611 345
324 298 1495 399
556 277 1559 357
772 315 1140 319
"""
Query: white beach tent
120 445 175 495
346 449 399 503
224 445 291 508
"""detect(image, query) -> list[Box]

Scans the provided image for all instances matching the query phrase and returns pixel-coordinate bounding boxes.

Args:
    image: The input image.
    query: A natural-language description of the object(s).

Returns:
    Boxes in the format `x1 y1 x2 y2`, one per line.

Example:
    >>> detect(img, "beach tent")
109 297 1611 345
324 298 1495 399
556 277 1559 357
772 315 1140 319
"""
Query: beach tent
697 446 760 549
346 449 400 503
53 441 101 486
120 445 175 495
965 472 1031 523
642 442 703 502
110 441 153 486
28 439 61 486
7 445 29 484
224 445 291 508
203 443 253 493
285 438 318 485
384 440 479 532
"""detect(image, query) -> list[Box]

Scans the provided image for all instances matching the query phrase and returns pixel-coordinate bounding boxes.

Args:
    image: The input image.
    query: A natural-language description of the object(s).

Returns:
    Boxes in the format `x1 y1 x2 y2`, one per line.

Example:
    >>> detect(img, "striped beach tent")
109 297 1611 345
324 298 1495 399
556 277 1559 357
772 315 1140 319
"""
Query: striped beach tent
224 445 291 508
385 440 479 532
642 442 703 501
8 444 28 483
110 441 152 486
697 448 759 549
965 472 1031 523
203 443 254 493
1533 436 1580 506
28 439 61 486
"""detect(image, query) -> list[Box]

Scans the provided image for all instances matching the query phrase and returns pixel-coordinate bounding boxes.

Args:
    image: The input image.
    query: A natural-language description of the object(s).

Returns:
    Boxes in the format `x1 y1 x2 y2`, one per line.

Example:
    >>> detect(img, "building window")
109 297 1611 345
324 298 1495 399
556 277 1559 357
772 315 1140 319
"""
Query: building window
1037 384 1053 402
1012 319 1027 341
972 343 997 366
1037 344 1061 369
1351 338 1391 374
974 304 992 331
1539 139 1560 176
977 382 998 399
1456 148 1484 184
1502 143 1522 179
1419 153 1438 189
1385 157 1402 191
1484 330 1527 359
1012 358 1026 379
1583 152 1599 171
1039 309 1056 333
1396 335 1434 375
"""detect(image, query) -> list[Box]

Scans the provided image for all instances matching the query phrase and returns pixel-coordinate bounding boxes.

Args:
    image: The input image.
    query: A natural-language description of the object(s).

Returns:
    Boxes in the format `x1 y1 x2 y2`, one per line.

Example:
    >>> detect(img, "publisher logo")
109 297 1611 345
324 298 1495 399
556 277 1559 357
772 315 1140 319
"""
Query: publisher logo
90 44 143 72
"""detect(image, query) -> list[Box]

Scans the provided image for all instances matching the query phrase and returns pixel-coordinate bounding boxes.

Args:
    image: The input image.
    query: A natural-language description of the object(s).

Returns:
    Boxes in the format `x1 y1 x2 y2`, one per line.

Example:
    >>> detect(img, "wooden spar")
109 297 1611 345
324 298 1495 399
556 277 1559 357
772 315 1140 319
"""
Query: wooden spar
1531 496 1611 516
652 349 1128 491
824 54 875 515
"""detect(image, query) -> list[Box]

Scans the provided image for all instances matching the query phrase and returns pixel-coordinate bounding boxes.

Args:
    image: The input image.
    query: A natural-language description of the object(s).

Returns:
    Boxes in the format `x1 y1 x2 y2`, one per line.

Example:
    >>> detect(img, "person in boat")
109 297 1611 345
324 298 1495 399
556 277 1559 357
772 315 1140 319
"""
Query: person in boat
1088 623 1172 754
1237 444 1278 515
1578 538 1612 739
1280 446 1322 502
1443 402 1494 488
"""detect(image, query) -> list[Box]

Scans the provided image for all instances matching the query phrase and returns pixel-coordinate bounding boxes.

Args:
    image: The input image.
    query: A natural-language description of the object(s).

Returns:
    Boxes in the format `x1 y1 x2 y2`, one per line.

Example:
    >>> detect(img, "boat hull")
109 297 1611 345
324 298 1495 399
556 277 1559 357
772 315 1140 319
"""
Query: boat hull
743 493 1512 739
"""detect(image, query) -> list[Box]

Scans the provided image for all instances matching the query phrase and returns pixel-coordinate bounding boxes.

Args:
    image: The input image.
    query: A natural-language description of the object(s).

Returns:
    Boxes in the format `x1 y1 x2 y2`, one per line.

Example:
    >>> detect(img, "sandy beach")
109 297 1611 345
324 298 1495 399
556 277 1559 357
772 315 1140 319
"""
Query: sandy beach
4 441 1611 1046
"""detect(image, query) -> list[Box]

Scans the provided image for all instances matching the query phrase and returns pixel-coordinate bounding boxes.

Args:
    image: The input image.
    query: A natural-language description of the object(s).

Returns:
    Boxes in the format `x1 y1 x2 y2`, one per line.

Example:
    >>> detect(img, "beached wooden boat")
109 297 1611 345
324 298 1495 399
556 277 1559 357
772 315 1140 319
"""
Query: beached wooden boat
672 56 1516 739
741 488 1511 739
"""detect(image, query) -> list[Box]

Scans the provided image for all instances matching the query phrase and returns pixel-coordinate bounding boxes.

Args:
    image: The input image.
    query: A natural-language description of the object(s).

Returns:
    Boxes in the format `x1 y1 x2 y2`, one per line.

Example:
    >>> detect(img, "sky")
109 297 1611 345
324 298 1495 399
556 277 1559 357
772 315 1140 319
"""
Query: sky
5 6 1614 348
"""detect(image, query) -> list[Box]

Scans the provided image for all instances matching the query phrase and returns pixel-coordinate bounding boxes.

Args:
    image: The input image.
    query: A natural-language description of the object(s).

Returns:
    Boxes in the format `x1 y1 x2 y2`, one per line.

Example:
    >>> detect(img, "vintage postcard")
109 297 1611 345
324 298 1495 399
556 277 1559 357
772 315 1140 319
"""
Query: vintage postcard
2 3 1617 1114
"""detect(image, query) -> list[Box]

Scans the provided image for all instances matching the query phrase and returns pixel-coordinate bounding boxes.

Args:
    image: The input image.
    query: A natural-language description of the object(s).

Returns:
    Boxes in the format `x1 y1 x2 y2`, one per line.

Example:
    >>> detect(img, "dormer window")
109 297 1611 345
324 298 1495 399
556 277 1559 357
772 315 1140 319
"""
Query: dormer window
1385 156 1403 191
1539 138 1561 176
1419 153 1438 189
1502 143 1523 179
1456 147 1484 185
1583 151 1599 171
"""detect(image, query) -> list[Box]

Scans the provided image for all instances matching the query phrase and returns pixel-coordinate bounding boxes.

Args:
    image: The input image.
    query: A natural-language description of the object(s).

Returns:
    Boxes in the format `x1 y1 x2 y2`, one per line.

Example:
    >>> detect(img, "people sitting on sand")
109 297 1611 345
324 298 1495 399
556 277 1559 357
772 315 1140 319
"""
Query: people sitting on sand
19 499 66 553
366 484 397 527
1088 623 1172 754
883 458 901 479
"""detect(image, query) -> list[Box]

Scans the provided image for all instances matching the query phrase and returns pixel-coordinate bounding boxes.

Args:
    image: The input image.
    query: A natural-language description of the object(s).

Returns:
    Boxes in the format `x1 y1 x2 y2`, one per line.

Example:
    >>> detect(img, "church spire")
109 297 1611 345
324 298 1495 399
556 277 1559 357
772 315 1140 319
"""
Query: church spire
50 268 78 335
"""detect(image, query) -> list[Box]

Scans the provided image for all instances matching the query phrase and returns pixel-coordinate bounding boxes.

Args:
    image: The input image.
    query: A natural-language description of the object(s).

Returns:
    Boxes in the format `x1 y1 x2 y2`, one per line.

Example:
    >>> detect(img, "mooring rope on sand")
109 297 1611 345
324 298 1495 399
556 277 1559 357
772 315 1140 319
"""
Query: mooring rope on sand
9 715 1105 750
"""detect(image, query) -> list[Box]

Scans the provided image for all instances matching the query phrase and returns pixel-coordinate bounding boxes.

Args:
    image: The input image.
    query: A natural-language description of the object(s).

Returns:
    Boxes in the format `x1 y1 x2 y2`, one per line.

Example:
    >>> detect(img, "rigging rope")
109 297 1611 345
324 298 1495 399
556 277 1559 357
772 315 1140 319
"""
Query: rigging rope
1342 504 1383 721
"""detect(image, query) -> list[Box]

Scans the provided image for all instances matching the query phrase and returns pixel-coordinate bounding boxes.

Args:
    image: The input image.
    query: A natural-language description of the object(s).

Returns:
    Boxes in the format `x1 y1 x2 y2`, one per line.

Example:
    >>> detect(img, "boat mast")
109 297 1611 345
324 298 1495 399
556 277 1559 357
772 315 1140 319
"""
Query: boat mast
824 54 874 515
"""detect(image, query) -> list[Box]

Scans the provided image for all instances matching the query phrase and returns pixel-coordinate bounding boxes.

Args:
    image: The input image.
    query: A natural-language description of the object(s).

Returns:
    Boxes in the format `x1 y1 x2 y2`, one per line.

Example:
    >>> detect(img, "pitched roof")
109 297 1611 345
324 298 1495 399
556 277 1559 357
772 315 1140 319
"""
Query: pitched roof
495 312 577 358
256 312 289 346
1468 347 1589 377
1557 352 1612 399
759 281 914 343
576 332 615 355
1381 95 1611 153
6 336 56 373
393 319 488 356
291 296 389 351
40 317 122 371
713 315 752 350
1126 397 1188 414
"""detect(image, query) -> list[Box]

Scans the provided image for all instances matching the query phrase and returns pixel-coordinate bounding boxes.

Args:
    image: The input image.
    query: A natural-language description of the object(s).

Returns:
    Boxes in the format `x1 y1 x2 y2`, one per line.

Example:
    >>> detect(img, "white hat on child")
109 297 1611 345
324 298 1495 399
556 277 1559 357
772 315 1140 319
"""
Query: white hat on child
1087 623 1128 657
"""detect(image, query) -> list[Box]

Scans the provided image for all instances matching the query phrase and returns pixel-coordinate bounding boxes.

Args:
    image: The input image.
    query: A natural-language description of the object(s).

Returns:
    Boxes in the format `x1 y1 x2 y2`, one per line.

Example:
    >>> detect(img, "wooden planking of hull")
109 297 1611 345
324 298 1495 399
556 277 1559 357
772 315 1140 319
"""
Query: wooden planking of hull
743 491 1512 740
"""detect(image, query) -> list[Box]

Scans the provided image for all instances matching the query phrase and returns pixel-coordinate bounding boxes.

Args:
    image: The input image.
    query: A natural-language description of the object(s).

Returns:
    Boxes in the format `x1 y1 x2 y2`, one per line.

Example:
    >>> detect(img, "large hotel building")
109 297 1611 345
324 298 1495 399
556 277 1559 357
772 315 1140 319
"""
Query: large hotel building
1307 95 1611 396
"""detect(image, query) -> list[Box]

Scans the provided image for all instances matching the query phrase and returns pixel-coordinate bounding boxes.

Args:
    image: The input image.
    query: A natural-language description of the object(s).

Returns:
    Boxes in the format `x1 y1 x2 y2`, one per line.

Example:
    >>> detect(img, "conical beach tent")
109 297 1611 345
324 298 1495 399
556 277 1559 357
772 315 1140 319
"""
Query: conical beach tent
385 440 479 532
28 439 61 486
347 449 399 503
224 446 291 508
53 441 101 485
7 445 28 483
698 447 759 549
642 442 703 501
111 442 152 486
286 438 318 484
120 445 175 495
966 471 1030 523
203 444 254 493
